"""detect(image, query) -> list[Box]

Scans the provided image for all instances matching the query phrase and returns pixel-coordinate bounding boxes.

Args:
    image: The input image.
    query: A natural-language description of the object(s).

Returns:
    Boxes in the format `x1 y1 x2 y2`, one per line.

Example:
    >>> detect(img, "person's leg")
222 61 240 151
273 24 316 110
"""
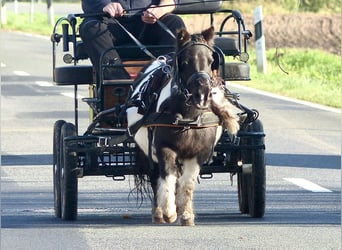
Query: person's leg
142 14 185 52
107 16 148 59
79 17 130 79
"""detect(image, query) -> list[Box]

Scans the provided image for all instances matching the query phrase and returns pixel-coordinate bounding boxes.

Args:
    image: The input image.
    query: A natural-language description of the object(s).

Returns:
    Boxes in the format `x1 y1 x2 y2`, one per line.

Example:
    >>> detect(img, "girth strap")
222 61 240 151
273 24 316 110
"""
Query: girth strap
128 111 220 136
93 110 221 146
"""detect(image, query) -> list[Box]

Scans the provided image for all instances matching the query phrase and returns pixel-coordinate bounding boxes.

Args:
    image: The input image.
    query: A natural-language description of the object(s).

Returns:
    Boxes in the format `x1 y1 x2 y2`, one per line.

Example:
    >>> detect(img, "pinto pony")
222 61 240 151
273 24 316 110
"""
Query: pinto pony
126 27 239 226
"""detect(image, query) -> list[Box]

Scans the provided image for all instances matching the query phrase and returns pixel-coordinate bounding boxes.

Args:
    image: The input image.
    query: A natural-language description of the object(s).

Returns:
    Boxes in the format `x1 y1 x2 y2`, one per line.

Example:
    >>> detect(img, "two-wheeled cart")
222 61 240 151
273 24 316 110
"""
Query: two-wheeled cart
51 1 265 221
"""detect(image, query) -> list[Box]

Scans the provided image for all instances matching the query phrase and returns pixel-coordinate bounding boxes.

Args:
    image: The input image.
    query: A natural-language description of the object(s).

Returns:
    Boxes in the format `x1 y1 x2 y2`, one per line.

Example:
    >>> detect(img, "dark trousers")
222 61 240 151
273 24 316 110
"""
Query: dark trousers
79 14 185 79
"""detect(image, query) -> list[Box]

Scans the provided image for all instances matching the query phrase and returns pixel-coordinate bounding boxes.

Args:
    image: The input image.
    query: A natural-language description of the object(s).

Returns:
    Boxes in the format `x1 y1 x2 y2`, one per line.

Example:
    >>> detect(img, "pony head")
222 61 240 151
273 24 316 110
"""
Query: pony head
175 27 216 109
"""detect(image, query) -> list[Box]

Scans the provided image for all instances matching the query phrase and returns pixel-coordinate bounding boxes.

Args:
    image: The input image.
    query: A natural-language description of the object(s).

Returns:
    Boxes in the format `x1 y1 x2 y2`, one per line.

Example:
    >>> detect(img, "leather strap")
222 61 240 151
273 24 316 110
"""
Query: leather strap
112 18 157 60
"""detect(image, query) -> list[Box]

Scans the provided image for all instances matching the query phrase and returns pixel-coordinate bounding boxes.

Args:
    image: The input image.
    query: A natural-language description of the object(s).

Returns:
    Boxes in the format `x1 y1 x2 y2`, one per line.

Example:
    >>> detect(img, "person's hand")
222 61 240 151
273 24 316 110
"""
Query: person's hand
142 5 166 24
103 3 125 17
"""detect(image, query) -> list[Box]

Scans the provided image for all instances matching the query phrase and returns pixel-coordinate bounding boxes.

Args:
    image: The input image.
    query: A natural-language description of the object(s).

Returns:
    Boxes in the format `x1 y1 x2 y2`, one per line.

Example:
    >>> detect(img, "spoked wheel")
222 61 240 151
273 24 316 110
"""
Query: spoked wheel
60 122 78 220
53 120 65 218
238 119 265 218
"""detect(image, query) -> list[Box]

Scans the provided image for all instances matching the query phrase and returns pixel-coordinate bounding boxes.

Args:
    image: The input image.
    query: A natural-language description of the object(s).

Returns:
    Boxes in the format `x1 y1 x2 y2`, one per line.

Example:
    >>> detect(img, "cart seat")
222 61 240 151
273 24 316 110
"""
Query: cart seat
55 37 244 85
214 37 239 57
54 65 93 85
75 38 239 62
173 0 222 14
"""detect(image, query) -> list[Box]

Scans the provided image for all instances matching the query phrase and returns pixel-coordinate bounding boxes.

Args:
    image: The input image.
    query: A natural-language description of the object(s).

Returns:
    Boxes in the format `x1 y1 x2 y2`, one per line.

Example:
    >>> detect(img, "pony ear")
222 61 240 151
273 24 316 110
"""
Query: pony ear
201 26 215 46
177 28 191 47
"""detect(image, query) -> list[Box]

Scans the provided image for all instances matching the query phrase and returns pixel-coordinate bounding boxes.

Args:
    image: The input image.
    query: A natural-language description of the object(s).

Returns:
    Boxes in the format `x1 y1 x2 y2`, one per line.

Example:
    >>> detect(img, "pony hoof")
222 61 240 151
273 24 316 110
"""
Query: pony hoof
163 213 177 223
152 207 165 224
153 216 166 224
180 218 195 226
180 211 195 226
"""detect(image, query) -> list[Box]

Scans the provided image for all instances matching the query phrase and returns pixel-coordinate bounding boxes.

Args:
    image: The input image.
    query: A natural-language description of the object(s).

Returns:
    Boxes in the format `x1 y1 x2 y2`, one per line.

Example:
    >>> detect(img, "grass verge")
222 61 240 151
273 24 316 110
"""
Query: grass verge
1 12 56 35
242 48 341 108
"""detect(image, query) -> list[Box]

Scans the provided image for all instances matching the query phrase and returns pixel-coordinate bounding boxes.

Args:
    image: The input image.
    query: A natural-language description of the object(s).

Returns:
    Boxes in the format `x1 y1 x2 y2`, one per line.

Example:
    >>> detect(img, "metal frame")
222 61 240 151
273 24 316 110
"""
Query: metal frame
51 7 266 220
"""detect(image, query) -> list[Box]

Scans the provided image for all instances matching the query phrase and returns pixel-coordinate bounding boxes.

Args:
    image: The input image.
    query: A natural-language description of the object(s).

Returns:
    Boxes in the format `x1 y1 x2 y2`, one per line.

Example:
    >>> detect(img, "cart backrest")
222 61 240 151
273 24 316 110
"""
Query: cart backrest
113 1 223 60
173 0 222 14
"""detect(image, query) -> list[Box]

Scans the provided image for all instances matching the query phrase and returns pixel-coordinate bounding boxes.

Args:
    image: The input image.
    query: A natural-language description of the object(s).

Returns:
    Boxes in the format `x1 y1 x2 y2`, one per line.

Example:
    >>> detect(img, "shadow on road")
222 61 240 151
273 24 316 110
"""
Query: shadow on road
1 154 52 166
1 189 340 228
2 153 340 169
266 153 340 169
2 209 340 229
2 75 52 83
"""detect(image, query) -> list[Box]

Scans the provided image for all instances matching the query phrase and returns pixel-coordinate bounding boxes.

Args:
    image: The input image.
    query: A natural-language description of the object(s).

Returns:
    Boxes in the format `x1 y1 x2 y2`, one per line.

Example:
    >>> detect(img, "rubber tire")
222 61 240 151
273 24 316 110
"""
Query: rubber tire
238 119 265 218
238 171 249 214
53 120 66 218
60 122 78 220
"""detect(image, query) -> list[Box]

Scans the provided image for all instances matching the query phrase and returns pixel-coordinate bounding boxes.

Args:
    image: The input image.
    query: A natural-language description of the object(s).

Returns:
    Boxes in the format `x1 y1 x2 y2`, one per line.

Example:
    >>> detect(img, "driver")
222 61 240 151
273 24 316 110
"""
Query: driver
80 0 185 79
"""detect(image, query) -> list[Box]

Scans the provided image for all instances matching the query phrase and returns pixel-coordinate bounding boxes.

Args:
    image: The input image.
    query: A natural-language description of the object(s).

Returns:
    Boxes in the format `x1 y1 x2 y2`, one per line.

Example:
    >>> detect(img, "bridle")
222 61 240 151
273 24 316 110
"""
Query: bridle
173 39 216 108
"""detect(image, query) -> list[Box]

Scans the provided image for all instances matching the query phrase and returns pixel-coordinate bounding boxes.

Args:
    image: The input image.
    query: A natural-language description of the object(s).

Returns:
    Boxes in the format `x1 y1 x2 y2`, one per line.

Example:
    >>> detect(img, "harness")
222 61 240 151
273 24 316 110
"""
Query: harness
127 40 221 136
88 19 222 145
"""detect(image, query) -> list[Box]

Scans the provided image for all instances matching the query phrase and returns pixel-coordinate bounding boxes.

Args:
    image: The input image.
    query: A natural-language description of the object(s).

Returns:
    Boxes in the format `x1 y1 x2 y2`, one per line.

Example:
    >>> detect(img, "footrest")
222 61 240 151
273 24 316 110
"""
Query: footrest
54 65 93 85
92 128 128 138
82 97 101 104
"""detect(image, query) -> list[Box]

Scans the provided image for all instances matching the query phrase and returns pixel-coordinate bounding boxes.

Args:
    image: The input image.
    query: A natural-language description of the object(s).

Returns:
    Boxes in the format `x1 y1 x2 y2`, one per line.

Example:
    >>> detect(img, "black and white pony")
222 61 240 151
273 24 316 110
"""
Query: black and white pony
126 27 239 226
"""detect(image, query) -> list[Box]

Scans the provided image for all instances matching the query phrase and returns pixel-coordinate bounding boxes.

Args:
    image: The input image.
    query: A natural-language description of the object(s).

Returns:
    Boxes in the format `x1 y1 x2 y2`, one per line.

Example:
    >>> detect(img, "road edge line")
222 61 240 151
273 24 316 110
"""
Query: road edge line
228 82 341 114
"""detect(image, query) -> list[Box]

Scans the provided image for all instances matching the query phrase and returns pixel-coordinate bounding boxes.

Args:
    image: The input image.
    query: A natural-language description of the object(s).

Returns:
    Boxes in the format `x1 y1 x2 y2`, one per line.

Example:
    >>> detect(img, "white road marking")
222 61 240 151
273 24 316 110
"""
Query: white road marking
13 70 30 76
284 178 333 193
35 81 53 87
2 127 51 132
1 62 6 67
61 92 85 99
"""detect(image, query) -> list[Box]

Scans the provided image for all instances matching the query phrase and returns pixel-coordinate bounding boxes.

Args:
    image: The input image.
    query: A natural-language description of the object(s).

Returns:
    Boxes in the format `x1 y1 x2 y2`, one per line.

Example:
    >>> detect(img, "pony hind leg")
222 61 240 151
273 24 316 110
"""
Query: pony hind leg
176 158 200 226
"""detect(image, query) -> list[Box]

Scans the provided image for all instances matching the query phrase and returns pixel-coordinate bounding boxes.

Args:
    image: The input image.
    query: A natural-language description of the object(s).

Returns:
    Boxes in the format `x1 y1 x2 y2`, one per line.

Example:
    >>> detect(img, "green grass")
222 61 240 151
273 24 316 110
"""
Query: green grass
1 12 58 35
241 48 341 108
2 11 341 108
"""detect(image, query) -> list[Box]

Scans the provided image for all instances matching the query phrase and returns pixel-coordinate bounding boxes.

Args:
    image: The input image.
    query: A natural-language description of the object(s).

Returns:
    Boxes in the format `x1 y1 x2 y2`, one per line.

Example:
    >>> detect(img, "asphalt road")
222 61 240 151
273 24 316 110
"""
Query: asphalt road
1 30 341 250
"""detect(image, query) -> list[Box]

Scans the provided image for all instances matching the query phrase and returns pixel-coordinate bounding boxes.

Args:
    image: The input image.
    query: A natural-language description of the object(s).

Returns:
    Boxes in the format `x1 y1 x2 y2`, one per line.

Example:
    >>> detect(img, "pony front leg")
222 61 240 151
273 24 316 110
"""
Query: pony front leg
150 164 166 224
154 148 178 224
155 175 178 223
176 158 200 226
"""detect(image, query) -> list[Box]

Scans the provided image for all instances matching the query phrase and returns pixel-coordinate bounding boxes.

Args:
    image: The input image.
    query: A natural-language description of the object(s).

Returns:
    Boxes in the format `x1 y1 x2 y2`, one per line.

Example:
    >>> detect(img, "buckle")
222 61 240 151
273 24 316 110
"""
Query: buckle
127 127 133 137
97 137 108 147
